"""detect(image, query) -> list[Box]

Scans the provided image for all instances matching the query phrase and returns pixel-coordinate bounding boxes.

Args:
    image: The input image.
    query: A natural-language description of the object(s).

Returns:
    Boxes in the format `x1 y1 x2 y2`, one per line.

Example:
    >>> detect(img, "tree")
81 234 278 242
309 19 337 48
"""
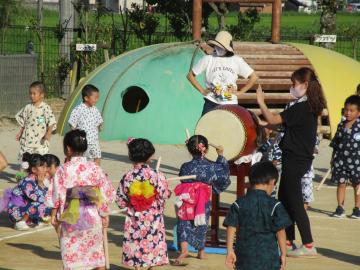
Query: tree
319 0 337 49
128 3 160 45
0 0 21 54
228 8 260 40
209 2 229 31
341 23 360 60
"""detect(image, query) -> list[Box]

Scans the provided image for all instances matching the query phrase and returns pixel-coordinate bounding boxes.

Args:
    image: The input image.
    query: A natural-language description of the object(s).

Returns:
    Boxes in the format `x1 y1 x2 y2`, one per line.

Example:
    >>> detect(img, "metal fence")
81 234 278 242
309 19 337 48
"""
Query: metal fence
0 25 359 98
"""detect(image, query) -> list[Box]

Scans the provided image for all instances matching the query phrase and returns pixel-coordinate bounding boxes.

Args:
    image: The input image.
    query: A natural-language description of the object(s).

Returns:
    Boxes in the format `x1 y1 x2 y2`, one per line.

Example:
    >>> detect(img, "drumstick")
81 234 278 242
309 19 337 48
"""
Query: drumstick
167 175 196 181
156 156 161 172
185 128 190 139
209 143 221 150
316 168 331 191
103 227 110 269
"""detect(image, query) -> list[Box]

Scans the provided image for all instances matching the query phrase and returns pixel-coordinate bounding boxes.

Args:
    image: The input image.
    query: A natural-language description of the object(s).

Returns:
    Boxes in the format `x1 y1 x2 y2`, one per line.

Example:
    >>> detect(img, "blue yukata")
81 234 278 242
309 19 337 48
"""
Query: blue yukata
7 175 51 224
223 189 292 270
177 155 230 249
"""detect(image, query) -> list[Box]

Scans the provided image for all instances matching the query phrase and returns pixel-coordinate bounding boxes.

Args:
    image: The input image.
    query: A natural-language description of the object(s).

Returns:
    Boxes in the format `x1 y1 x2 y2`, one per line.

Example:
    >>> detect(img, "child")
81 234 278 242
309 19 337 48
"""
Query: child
68 84 103 165
15 81 57 161
224 161 292 270
7 153 51 230
331 95 360 219
43 154 60 208
116 138 171 270
51 129 115 270
174 135 230 265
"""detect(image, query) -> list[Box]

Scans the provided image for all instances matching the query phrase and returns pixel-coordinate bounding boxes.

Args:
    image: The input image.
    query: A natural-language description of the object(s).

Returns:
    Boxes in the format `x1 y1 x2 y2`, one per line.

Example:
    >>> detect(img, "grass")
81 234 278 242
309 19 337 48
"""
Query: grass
11 8 360 32
2 8 359 97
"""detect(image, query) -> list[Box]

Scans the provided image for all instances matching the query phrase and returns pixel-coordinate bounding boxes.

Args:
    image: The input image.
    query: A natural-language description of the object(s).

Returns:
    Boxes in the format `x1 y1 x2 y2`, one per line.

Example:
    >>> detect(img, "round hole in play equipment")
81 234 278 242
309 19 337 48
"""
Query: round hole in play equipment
122 86 149 113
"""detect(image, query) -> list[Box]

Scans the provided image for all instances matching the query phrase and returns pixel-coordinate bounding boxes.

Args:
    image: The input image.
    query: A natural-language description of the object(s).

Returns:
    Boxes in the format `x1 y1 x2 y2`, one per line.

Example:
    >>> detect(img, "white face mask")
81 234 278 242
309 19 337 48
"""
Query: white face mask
290 86 307 98
215 46 226 56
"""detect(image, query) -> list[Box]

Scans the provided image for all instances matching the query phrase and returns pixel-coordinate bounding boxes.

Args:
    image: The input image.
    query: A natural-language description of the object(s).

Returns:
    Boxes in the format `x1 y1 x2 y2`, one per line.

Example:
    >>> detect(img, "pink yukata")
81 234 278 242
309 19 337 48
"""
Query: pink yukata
116 164 171 268
52 156 115 270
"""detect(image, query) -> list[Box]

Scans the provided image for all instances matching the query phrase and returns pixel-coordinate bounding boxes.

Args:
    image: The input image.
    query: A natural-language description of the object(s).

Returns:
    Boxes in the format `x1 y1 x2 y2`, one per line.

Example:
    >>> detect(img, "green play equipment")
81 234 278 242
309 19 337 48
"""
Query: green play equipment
57 42 360 144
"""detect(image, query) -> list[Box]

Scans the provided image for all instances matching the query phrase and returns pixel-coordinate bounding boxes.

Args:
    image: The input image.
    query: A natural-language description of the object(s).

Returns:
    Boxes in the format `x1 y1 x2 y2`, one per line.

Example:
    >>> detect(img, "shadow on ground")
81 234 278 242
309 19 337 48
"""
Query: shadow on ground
318 247 360 266
6 243 61 260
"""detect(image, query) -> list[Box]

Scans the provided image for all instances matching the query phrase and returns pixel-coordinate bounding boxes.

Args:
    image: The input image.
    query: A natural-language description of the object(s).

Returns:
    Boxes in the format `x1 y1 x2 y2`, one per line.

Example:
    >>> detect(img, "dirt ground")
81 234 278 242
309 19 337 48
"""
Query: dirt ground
0 121 359 270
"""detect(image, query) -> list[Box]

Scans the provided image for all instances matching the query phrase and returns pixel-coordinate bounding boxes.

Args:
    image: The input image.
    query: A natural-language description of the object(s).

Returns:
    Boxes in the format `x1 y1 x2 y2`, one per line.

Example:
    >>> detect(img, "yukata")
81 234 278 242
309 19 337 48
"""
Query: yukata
15 102 57 160
116 164 171 268
7 174 51 224
52 157 115 270
223 189 292 270
68 103 103 159
330 118 360 185
177 155 230 250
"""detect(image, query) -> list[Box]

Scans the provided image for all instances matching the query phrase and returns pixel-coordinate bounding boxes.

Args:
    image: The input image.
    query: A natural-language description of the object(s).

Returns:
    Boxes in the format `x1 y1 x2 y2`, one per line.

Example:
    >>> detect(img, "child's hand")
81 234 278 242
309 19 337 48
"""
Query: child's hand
280 255 286 270
216 145 224 156
43 133 52 142
225 250 236 269
102 216 109 228
51 215 59 227
15 132 21 141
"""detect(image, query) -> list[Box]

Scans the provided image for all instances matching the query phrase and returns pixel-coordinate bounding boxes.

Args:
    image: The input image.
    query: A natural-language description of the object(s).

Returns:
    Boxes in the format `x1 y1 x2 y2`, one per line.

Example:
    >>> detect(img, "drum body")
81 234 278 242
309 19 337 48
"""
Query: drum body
195 105 257 162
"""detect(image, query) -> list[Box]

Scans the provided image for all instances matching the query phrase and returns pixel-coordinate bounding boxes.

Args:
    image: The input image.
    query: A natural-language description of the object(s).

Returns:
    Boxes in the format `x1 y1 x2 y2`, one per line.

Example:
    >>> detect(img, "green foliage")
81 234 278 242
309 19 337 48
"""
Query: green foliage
0 0 21 53
228 8 260 40
128 3 160 45
57 56 72 86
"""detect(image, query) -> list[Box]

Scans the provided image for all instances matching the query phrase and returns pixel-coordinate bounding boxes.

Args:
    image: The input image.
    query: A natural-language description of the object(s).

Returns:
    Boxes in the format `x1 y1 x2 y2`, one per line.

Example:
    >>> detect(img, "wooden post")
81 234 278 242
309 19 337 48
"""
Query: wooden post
271 0 281 43
193 0 202 41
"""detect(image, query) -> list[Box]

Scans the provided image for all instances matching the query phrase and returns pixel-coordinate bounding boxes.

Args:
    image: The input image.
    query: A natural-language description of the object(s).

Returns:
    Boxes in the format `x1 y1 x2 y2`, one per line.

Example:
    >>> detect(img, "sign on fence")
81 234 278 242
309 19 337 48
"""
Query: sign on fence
76 44 97 52
314 35 337 43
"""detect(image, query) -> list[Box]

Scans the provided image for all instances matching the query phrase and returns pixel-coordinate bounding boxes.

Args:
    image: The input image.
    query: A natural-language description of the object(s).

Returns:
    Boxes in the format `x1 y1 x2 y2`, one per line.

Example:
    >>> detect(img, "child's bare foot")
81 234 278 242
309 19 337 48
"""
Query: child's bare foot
197 249 206 259
172 252 189 266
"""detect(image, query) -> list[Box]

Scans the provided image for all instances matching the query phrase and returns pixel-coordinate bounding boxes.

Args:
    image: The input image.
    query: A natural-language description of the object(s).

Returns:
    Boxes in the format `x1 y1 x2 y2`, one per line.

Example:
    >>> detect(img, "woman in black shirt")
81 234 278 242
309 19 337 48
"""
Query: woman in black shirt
256 67 326 257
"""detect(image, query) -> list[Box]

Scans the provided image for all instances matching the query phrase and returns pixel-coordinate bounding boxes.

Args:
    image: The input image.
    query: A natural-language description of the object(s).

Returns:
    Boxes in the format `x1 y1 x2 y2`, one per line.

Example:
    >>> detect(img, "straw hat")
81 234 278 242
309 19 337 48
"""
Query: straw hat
207 31 234 53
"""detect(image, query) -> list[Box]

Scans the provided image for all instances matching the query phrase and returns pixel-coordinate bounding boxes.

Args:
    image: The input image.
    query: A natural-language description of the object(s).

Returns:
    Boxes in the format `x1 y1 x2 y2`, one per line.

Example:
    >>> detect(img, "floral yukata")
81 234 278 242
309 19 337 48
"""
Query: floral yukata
7 174 51 223
177 155 230 250
52 157 115 270
15 102 57 159
116 164 171 268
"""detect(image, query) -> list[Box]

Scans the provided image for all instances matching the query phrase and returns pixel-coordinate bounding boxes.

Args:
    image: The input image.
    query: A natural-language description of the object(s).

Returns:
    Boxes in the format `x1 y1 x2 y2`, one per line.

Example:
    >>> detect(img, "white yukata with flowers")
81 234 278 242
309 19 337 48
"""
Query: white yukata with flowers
52 157 115 270
68 103 103 159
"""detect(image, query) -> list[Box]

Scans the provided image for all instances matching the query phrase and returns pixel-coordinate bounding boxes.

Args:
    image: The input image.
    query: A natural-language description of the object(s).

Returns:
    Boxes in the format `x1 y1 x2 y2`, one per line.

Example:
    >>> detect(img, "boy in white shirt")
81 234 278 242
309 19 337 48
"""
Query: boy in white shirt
68 84 103 165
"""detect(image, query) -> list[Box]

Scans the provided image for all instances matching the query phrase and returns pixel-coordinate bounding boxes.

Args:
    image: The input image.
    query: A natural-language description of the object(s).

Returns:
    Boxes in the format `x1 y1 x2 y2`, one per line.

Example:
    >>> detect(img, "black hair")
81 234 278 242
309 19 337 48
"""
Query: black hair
43 154 60 167
128 138 155 163
82 84 99 102
249 161 279 185
29 81 45 93
344 95 360 111
186 135 209 158
356 84 360 95
22 153 46 173
63 129 88 156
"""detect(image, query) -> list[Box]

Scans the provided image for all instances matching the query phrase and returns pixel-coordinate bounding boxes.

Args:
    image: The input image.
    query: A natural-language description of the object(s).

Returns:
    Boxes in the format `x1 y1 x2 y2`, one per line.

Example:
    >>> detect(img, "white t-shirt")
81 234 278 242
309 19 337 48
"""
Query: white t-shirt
192 54 254 104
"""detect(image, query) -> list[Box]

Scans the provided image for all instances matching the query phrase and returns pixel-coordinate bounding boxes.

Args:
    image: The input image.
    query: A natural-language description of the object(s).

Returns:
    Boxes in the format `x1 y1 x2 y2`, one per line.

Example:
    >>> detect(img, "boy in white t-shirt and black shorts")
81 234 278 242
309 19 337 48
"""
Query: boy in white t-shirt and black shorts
187 31 258 116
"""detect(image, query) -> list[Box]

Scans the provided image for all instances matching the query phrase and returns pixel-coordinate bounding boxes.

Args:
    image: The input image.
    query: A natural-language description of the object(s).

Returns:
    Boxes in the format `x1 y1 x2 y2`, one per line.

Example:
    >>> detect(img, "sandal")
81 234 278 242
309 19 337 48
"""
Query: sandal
171 259 188 267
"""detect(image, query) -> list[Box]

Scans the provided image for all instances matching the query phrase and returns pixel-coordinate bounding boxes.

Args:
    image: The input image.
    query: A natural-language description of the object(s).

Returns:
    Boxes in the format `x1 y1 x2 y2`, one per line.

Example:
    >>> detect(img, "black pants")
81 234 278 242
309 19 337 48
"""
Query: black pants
201 98 218 116
278 155 313 244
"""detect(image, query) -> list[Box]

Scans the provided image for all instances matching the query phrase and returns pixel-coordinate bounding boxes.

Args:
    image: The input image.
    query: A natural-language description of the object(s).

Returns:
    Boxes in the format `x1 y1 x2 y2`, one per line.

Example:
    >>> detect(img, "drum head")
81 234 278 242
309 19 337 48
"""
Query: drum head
195 109 246 162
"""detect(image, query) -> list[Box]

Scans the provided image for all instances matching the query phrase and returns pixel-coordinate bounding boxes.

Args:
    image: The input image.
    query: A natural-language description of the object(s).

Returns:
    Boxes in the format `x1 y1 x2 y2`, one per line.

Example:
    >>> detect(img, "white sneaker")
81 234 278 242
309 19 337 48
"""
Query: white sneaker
15 221 30 231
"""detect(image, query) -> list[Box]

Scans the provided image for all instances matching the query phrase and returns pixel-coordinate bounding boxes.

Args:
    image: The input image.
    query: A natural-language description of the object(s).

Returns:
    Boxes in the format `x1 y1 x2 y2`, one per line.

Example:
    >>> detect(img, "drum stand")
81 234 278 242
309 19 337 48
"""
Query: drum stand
207 162 251 247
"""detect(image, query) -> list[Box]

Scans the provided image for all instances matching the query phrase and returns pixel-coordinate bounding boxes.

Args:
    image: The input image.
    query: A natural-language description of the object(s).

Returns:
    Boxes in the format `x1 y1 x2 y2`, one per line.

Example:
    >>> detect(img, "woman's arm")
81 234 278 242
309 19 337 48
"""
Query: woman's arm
235 72 258 98
256 84 283 125
187 71 210 96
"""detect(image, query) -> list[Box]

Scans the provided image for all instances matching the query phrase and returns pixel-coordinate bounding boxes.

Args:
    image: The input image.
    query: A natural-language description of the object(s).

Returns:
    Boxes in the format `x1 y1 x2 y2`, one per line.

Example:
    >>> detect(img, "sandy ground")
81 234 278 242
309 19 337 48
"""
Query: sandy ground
0 121 359 270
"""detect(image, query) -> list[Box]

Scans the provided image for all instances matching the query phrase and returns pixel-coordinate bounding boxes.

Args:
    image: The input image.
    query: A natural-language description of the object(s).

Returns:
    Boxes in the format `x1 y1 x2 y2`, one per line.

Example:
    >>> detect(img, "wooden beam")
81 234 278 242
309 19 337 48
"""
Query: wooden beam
271 0 281 43
203 0 275 3
193 0 202 41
